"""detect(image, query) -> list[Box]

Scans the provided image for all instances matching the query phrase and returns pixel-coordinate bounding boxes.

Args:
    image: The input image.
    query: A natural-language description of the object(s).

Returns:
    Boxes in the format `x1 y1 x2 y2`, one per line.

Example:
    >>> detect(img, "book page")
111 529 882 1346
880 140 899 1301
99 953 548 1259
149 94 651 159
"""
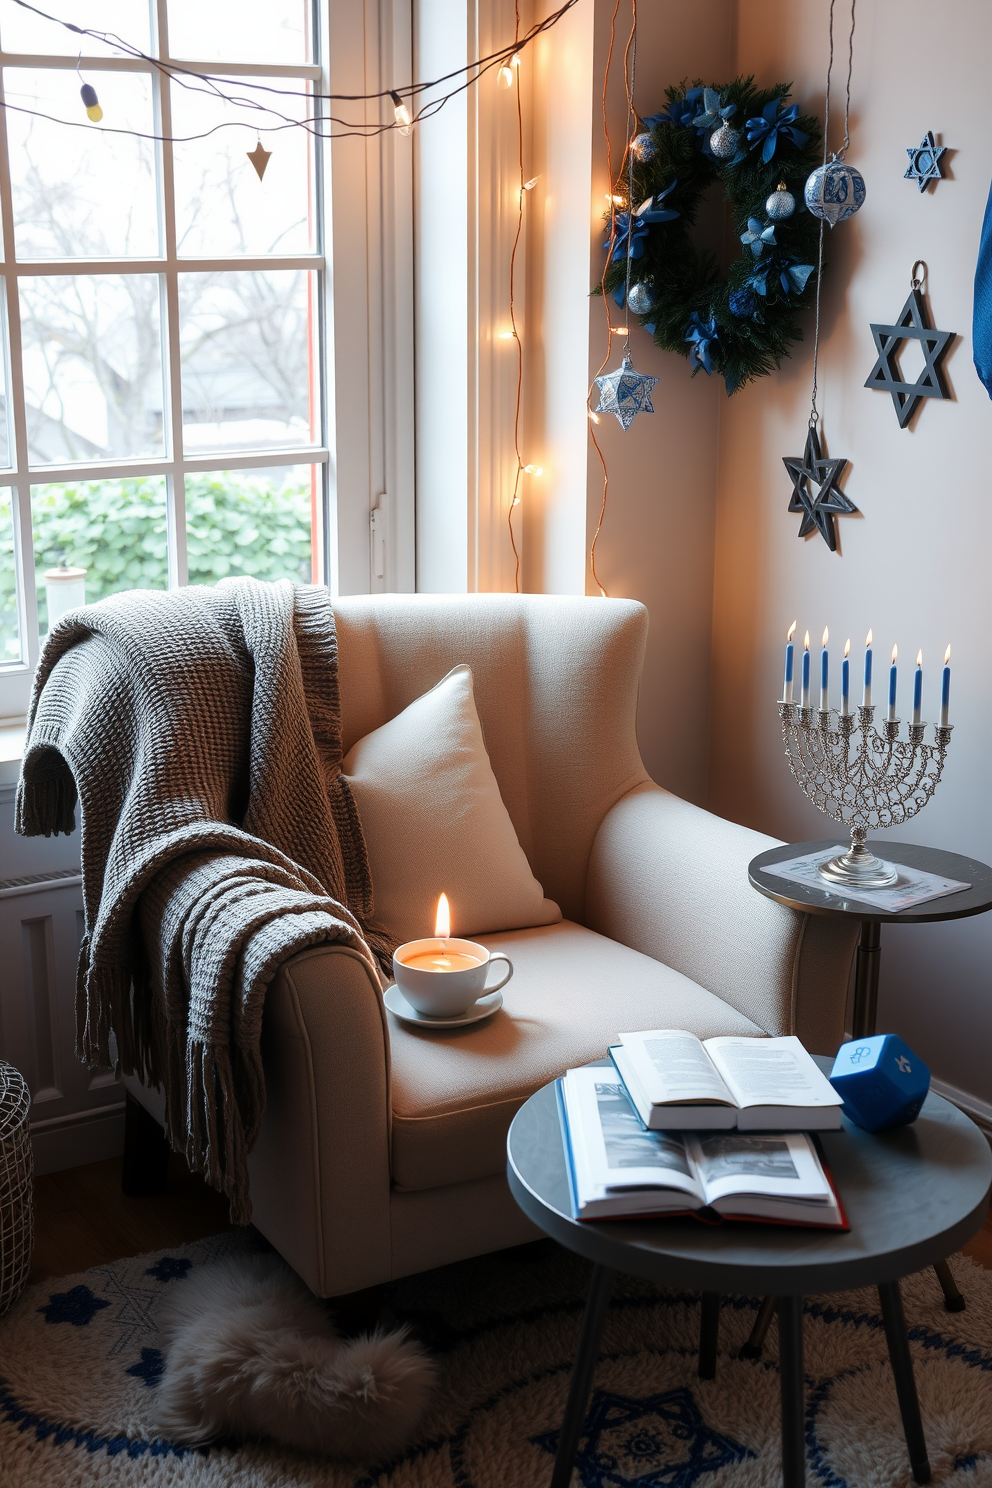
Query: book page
562 1068 703 1200
703 1036 843 1110
619 1029 735 1107
685 1131 831 1205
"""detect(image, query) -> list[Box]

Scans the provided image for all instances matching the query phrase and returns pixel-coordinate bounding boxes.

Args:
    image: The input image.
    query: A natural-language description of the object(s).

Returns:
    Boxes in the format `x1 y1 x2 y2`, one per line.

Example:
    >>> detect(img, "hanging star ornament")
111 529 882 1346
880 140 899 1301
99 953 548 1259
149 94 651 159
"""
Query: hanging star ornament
593 354 659 430
783 425 857 551
865 288 954 427
904 131 946 192
247 140 272 180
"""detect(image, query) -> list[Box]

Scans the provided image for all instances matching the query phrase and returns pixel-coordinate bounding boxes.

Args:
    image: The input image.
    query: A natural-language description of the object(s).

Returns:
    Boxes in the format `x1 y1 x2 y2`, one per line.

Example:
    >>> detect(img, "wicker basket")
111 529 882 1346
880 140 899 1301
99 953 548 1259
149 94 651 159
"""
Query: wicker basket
0 1061 33 1315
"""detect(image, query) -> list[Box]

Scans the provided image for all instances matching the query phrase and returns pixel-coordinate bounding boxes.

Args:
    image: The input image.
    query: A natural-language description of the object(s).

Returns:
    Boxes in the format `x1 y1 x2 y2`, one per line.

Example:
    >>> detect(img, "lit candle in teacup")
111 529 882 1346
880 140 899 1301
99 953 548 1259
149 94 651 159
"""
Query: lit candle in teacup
392 894 514 1018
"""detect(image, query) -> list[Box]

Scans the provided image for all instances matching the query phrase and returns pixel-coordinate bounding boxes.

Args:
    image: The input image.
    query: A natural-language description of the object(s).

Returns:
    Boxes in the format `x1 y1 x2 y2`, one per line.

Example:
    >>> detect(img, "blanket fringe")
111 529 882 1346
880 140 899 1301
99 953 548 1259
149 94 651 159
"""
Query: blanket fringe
15 769 76 837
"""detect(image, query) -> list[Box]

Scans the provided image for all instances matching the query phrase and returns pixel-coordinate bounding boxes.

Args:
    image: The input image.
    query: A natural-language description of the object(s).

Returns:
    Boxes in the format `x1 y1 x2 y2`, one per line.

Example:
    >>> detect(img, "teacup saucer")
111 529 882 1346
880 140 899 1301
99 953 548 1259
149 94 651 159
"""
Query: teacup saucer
383 984 504 1029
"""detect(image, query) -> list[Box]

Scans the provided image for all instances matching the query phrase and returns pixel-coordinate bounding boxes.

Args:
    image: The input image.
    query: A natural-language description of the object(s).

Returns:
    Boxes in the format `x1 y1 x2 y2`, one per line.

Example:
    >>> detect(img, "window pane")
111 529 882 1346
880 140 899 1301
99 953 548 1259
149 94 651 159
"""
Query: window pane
32 477 167 636
0 1 152 56
172 82 313 256
20 274 165 465
179 270 315 454
0 280 11 468
0 488 20 663
6 69 159 260
185 466 313 586
166 0 308 64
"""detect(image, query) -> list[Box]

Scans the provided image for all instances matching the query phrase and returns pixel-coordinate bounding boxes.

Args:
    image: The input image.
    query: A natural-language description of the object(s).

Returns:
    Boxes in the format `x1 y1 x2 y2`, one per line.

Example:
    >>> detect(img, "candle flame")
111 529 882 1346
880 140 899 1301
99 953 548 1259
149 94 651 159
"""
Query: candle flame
803 630 810 650
434 893 451 940
844 638 851 658
787 620 797 642
917 650 923 667
866 629 873 647
821 626 829 648
891 644 898 663
945 645 951 664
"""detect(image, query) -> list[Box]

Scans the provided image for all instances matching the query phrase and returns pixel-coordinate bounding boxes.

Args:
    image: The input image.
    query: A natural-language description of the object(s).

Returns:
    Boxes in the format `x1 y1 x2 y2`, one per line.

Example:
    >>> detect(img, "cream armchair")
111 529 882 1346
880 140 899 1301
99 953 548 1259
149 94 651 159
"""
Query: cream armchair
127 593 859 1297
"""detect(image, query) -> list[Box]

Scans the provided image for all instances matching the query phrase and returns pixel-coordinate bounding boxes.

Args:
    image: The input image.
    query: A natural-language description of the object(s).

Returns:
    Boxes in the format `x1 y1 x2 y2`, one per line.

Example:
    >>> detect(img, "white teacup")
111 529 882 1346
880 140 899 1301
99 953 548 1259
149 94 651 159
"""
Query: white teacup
392 937 513 1018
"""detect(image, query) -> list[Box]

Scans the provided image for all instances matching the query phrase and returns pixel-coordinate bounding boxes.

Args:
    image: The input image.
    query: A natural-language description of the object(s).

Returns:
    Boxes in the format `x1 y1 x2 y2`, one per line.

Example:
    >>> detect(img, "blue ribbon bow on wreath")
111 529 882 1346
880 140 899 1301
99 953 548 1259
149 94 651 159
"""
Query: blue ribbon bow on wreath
643 88 702 131
604 211 648 263
740 217 777 257
747 255 815 298
745 100 809 163
685 312 720 374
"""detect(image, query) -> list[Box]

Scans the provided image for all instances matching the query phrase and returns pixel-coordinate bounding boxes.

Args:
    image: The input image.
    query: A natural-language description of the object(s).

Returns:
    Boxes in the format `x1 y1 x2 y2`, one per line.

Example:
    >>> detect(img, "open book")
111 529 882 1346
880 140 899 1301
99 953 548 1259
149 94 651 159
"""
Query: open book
559 1066 846 1227
610 1030 843 1131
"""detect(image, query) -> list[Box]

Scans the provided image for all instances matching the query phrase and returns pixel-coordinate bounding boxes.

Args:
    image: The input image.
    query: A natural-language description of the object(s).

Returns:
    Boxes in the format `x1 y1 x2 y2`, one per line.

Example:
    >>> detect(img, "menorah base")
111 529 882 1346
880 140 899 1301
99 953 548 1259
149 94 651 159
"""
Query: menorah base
818 844 899 890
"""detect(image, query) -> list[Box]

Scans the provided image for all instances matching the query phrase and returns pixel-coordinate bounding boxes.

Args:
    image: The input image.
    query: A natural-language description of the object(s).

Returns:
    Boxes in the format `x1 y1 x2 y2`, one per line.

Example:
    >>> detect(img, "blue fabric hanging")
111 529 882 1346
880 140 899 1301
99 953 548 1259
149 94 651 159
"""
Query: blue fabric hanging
973 175 992 397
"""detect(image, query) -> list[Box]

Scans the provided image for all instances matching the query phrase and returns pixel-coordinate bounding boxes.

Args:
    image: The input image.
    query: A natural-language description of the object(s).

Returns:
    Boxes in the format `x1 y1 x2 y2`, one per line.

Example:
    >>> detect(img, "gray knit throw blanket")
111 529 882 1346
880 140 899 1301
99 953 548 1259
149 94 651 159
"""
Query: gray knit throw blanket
15 579 392 1223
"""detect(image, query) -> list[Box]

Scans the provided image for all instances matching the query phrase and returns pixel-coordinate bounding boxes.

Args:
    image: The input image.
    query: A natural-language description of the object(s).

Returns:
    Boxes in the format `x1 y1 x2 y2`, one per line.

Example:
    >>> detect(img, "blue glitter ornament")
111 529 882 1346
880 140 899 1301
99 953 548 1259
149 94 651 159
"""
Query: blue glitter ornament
626 280 656 316
765 181 796 220
709 123 741 160
804 157 866 226
594 355 659 430
729 287 758 318
631 131 658 163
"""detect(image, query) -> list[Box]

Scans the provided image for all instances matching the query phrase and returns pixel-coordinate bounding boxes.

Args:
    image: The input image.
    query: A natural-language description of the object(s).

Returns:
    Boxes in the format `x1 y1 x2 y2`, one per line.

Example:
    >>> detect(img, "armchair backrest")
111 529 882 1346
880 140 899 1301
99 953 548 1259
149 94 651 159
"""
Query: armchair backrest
334 594 650 923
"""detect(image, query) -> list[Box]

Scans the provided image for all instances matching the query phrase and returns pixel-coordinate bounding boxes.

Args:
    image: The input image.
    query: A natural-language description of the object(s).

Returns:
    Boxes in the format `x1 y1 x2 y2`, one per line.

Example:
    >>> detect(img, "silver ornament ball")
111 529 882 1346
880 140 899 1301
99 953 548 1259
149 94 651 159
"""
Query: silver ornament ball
709 123 741 160
631 131 658 163
765 183 796 220
627 280 656 316
804 158 867 227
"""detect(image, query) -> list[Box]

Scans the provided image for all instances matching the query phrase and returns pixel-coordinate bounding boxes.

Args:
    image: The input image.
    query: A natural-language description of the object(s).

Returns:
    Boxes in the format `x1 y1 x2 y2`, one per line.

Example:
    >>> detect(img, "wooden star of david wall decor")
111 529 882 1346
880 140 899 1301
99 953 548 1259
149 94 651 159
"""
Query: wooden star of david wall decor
865 288 954 428
783 426 858 551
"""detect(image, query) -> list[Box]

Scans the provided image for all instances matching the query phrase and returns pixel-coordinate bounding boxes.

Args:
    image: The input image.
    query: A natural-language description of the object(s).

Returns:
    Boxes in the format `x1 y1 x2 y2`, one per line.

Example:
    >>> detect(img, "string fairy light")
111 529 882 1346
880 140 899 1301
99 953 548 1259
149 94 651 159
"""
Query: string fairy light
2 0 579 144
504 0 527 591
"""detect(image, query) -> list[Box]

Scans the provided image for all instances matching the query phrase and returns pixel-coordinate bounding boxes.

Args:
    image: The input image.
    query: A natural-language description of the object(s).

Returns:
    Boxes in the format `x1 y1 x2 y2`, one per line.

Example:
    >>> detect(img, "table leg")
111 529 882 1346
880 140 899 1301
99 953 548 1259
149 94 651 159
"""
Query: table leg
739 1294 777 1360
698 1292 720 1379
778 1296 806 1488
932 1257 966 1312
550 1264 615 1488
851 919 882 1039
878 1279 931 1484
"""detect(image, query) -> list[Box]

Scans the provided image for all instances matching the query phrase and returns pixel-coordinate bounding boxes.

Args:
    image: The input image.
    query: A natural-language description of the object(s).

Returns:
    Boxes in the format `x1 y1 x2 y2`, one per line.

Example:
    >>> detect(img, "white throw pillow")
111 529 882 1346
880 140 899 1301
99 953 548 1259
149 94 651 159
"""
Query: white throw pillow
341 664 561 944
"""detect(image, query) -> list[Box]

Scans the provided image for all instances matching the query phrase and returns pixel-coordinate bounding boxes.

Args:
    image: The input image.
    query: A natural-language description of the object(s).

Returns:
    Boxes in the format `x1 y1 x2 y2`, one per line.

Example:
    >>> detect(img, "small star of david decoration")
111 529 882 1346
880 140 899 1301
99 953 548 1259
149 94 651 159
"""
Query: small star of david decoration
904 131 946 192
865 288 954 427
247 140 272 180
531 1386 753 1487
594 355 659 430
783 425 857 551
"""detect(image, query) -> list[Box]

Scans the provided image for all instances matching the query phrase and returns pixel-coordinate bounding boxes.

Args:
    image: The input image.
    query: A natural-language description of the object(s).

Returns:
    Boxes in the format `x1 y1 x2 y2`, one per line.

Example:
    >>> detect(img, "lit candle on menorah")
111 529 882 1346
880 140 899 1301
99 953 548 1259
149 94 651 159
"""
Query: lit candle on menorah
778 625 953 889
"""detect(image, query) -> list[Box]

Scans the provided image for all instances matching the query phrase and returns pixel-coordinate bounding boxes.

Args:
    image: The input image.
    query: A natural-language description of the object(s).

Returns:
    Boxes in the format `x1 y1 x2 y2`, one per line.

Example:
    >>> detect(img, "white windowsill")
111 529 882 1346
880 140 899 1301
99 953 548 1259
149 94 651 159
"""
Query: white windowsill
0 718 26 787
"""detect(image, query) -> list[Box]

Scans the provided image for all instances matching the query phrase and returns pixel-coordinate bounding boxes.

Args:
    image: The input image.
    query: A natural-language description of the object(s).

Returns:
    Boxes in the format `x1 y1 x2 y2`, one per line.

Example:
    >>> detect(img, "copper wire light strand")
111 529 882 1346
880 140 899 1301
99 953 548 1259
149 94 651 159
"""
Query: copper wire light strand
586 0 625 598
506 0 525 593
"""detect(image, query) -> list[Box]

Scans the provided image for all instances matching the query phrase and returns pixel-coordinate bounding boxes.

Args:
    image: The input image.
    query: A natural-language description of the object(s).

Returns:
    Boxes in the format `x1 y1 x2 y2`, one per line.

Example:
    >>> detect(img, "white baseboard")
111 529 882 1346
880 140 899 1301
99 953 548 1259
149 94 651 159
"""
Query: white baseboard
31 1101 125 1176
931 1077 992 1141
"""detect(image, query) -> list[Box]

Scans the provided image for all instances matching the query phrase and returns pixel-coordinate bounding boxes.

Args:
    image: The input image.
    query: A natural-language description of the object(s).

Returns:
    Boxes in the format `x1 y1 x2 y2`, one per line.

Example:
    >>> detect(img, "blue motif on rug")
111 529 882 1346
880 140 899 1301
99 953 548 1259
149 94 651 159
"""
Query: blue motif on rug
531 1386 754 1487
145 1257 192 1284
38 1285 111 1327
126 1348 165 1388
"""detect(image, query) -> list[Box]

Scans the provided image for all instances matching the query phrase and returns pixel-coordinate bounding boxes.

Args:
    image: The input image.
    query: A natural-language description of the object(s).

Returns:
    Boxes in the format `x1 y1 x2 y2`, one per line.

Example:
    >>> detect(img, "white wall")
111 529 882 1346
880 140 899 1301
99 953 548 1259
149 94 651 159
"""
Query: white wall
710 0 992 1101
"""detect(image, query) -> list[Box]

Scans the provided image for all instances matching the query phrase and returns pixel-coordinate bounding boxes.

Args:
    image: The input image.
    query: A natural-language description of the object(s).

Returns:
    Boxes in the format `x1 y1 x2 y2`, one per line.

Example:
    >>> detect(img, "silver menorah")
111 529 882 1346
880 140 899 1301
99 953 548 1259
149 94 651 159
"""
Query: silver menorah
777 702 953 888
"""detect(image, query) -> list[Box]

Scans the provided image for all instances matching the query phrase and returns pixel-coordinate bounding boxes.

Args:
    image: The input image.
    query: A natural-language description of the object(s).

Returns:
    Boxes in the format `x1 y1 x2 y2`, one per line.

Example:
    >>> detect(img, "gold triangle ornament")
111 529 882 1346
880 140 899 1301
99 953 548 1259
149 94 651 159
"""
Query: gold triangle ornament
247 139 271 181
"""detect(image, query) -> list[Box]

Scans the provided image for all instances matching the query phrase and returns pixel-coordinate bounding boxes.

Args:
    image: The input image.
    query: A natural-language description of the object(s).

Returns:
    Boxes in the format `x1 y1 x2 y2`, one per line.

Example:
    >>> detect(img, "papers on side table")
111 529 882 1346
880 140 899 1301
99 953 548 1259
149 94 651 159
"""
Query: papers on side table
763 846 971 912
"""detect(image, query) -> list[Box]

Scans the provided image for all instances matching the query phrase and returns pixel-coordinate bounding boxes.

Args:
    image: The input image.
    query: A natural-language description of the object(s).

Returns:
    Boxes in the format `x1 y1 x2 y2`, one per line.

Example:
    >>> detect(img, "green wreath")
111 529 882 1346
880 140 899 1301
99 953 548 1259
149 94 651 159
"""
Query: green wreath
600 78 823 394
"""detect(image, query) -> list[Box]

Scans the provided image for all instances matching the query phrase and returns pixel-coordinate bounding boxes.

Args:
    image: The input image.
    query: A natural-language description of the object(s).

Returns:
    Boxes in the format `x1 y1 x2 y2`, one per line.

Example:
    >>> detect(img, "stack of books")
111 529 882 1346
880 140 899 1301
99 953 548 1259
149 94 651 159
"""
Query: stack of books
557 1031 848 1229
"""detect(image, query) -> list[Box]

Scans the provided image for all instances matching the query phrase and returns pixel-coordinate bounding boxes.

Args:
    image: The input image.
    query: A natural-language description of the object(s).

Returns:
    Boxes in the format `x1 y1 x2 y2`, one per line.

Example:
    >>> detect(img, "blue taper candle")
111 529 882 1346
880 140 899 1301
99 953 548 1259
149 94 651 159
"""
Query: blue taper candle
863 629 873 707
801 631 811 707
940 646 951 726
887 644 898 721
912 652 923 724
841 639 850 714
819 627 829 710
783 620 796 703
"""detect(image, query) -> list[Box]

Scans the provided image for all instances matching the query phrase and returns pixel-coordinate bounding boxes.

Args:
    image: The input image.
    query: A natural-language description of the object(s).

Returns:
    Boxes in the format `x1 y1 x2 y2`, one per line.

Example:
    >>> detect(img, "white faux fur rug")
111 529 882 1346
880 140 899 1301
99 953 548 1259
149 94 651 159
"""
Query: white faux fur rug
3 1230 992 1485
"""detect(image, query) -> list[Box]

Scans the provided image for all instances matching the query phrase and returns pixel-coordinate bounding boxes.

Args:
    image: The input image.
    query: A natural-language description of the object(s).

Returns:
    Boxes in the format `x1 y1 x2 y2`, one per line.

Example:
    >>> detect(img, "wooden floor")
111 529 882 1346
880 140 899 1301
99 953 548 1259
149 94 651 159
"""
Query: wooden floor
27 1152 992 1284
29 1153 234 1284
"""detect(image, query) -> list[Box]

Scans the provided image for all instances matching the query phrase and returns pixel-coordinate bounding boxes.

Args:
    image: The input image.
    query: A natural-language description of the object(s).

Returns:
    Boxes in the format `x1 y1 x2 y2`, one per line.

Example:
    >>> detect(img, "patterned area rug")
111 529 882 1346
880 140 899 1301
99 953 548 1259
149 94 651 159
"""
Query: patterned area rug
3 1231 992 1486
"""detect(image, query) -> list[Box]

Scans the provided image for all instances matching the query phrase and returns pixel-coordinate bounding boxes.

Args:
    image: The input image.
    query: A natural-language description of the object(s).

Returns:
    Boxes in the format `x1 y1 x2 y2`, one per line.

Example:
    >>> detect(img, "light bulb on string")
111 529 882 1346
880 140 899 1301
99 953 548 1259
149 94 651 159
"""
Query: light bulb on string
523 464 543 477
511 52 522 69
76 54 102 122
497 65 514 88
389 91 413 135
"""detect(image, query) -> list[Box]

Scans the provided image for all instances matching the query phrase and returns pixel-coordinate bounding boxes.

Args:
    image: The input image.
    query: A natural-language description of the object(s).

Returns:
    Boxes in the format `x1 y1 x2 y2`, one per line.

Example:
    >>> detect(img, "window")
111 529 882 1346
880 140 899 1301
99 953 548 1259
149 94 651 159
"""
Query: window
0 0 328 714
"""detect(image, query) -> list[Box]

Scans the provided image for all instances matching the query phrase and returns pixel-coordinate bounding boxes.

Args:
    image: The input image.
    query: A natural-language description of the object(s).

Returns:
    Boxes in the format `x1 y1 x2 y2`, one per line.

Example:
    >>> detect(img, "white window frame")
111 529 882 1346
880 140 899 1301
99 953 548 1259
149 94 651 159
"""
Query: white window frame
0 0 416 719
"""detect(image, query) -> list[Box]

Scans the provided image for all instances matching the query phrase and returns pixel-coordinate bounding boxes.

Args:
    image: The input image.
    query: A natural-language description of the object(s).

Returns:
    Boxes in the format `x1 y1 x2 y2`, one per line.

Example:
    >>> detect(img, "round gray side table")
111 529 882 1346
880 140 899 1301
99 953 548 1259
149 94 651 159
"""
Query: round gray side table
0 1061 33 1316
506 1060 992 1488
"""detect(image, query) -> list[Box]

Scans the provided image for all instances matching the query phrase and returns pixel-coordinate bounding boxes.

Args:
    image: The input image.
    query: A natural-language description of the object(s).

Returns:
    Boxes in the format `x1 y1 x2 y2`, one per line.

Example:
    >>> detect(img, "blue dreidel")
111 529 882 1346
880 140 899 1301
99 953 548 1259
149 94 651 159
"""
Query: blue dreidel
829 1034 930 1133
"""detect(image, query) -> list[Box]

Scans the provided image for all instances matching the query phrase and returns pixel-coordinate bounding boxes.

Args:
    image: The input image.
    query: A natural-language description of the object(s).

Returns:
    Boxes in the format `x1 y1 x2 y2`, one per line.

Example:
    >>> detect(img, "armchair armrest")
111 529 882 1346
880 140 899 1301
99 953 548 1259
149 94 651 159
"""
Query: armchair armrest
247 943 392 1298
584 783 858 1053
